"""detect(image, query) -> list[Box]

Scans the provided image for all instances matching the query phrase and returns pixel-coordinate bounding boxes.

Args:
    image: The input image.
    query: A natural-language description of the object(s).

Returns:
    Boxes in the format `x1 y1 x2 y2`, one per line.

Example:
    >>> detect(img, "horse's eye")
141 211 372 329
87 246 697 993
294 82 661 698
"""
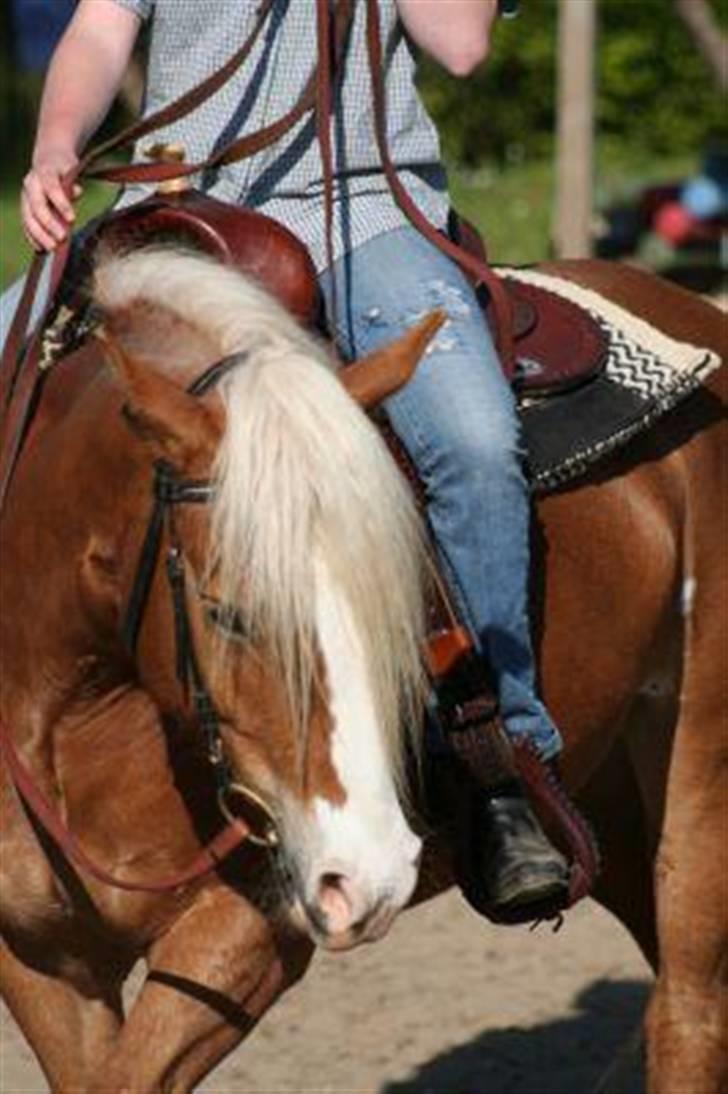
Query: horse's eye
204 602 248 641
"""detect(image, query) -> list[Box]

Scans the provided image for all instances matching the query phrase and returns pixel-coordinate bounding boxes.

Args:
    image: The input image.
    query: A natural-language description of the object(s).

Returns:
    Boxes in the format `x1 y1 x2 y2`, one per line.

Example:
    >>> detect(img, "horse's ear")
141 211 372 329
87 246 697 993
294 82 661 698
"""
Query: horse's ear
96 328 220 463
339 310 446 409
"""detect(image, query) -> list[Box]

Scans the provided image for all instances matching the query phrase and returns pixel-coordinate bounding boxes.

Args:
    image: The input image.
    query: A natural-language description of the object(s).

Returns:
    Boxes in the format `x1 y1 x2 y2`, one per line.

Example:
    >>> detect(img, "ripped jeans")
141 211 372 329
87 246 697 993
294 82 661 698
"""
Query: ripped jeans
319 227 561 760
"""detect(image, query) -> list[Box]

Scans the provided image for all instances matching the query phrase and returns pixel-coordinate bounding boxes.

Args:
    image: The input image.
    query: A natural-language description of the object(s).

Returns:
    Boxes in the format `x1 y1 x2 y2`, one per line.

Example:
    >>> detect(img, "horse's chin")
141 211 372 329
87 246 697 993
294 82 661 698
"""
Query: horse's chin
285 895 397 952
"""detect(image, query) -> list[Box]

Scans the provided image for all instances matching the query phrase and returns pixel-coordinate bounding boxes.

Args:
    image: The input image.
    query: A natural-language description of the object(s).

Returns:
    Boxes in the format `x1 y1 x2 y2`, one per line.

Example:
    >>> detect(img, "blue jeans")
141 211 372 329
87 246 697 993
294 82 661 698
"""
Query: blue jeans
319 227 561 760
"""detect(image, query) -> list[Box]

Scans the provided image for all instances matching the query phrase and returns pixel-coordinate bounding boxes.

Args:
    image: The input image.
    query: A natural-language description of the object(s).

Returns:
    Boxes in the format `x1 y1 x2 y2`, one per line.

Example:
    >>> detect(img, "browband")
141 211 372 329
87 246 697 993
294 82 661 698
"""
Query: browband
186 351 249 397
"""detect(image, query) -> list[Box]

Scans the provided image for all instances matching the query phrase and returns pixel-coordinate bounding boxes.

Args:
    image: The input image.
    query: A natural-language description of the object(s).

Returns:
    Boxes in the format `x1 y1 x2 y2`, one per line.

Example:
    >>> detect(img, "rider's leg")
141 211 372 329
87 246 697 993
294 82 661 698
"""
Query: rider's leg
319 226 568 914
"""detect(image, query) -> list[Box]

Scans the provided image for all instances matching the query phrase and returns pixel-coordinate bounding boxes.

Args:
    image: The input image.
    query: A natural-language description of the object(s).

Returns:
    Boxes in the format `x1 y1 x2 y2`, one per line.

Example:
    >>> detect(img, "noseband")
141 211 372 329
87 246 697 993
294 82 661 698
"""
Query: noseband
122 351 279 849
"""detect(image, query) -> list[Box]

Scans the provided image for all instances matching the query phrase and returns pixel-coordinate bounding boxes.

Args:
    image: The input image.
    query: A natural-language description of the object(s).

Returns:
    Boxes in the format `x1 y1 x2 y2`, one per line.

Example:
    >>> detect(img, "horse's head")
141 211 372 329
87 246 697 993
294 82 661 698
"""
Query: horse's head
94 249 441 950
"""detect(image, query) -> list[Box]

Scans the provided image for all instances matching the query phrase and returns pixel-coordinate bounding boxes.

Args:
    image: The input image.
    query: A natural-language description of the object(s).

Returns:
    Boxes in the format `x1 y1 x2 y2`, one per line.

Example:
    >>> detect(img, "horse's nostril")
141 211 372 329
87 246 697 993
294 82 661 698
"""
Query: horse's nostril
320 871 345 891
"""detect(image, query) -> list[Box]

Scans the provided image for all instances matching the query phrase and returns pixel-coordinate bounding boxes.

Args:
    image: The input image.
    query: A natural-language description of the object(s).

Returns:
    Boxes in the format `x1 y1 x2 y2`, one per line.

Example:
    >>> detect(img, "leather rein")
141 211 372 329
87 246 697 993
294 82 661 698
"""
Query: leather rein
0 0 514 894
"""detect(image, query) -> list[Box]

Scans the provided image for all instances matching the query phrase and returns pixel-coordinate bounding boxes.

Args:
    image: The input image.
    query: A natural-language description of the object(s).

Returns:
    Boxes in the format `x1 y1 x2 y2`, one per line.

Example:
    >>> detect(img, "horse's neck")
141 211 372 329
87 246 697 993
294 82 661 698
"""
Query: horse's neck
0 368 145 747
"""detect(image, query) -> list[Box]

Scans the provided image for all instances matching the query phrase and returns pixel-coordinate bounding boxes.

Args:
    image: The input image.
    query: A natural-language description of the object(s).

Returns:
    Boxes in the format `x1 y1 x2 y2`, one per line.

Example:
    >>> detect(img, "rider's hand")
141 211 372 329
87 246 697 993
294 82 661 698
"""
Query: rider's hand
21 148 83 252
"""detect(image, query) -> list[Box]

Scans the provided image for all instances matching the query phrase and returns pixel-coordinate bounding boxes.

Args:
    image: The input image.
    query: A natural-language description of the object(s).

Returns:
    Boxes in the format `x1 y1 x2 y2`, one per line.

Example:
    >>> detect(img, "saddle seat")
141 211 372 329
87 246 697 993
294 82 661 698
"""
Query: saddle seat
78 188 320 327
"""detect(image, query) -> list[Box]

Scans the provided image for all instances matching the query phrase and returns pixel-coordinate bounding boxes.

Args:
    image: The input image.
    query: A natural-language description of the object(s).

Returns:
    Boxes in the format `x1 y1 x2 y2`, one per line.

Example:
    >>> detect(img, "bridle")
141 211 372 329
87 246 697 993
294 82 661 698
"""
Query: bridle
0 351 285 894
122 351 281 848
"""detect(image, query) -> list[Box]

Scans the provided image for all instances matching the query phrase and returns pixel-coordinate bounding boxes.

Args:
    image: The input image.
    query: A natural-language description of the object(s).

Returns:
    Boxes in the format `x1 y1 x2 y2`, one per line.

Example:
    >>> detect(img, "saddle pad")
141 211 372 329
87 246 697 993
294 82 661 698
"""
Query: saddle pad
501 268 723 493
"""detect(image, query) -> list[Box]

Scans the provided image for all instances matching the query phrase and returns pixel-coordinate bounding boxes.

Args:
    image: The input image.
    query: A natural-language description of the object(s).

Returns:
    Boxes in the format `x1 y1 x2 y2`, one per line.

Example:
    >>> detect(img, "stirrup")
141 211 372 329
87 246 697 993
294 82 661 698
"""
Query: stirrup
440 712 600 920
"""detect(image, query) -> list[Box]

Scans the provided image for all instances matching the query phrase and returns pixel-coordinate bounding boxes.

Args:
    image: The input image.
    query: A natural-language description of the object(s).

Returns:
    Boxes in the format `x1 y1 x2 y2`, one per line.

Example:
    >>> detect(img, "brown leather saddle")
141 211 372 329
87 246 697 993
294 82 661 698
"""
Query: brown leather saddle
74 187 607 402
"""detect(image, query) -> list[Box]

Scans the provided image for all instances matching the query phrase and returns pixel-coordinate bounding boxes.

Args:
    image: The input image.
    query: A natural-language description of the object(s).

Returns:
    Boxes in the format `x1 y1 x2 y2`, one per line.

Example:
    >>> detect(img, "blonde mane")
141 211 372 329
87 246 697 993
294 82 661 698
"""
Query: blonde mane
94 248 429 787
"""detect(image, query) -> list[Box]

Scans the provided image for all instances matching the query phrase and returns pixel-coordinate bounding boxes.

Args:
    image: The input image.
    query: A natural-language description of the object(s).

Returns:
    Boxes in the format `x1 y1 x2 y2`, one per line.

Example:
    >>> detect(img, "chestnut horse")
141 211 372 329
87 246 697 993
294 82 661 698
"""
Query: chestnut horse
0 248 725 1094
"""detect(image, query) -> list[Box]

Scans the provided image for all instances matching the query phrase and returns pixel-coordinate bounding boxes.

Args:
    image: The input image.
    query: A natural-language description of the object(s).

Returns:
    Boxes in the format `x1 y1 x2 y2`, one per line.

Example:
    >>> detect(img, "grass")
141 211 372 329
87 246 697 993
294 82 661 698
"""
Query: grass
449 146 698 267
0 147 701 291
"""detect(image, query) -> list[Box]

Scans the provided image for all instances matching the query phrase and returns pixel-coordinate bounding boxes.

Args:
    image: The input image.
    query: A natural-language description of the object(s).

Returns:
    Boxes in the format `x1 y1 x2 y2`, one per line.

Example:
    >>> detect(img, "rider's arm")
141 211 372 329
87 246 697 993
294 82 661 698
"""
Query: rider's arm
22 0 142 251
394 0 499 76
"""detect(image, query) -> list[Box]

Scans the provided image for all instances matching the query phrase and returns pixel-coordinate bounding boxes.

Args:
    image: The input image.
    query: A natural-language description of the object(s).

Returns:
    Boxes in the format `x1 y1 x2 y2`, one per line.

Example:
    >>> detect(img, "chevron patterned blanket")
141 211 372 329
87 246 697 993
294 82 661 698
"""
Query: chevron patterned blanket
503 268 722 493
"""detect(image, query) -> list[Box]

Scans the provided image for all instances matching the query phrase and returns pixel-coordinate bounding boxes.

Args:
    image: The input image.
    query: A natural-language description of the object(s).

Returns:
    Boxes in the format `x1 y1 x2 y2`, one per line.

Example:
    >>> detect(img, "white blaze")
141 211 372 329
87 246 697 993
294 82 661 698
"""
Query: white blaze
290 556 421 930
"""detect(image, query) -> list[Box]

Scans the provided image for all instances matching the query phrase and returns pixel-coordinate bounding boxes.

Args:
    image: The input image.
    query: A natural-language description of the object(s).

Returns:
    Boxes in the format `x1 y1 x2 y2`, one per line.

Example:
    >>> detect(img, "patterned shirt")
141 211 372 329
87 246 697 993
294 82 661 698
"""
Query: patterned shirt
111 0 451 270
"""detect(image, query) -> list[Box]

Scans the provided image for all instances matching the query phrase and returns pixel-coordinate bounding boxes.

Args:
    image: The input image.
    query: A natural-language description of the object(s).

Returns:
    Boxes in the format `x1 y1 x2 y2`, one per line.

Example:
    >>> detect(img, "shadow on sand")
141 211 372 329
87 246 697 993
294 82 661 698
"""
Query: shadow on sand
382 978 648 1094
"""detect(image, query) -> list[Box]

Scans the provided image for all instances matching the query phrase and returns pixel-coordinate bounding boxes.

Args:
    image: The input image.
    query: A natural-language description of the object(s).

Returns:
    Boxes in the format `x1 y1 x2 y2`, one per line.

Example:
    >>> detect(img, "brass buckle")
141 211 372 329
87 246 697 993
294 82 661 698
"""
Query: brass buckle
217 782 279 849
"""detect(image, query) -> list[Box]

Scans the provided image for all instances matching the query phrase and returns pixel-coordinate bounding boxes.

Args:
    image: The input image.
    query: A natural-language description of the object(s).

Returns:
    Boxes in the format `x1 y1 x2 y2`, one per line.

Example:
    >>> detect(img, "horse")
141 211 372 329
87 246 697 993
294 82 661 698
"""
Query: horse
0 246 725 1094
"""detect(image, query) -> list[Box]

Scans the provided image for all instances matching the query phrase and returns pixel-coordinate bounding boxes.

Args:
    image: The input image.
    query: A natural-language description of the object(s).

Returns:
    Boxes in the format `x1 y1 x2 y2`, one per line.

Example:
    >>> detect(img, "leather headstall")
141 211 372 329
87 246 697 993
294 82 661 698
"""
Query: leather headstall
121 352 275 829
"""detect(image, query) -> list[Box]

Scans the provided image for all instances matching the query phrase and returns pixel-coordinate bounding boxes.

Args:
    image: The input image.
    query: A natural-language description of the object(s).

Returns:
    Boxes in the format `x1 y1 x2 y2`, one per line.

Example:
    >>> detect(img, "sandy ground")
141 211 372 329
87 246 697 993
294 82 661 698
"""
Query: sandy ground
0 894 651 1094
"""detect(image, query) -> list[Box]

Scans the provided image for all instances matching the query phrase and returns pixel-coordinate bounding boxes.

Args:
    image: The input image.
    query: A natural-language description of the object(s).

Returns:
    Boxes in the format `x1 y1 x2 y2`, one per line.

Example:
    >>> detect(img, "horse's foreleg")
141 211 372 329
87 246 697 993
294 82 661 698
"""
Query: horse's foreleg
98 885 312 1093
0 938 124 1092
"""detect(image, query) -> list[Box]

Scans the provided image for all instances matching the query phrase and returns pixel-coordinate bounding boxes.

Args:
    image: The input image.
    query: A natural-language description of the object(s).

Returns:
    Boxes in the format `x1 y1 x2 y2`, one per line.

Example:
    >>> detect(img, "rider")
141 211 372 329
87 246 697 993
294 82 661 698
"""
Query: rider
18 0 574 921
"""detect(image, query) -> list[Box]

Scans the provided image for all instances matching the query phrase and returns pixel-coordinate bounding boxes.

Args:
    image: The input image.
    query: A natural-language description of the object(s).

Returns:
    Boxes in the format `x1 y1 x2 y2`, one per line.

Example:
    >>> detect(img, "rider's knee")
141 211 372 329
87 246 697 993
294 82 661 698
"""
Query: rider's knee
435 409 524 490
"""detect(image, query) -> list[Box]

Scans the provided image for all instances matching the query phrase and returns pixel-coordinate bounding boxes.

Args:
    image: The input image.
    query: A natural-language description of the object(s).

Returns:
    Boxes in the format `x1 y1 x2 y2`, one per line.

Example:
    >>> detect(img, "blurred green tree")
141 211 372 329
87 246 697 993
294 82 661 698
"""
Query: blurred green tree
419 0 728 166
1 0 725 178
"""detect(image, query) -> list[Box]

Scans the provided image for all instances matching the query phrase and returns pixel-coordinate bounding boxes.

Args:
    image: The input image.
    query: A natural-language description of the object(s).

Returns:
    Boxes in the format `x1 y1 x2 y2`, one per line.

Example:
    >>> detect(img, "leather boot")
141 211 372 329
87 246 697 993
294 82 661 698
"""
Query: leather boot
438 692 572 924
474 777 569 919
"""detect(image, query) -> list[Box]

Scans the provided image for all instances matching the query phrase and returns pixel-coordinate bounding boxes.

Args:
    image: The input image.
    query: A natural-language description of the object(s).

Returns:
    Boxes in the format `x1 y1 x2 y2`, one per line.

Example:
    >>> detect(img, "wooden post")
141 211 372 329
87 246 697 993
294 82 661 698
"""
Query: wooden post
674 0 728 92
554 0 597 258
